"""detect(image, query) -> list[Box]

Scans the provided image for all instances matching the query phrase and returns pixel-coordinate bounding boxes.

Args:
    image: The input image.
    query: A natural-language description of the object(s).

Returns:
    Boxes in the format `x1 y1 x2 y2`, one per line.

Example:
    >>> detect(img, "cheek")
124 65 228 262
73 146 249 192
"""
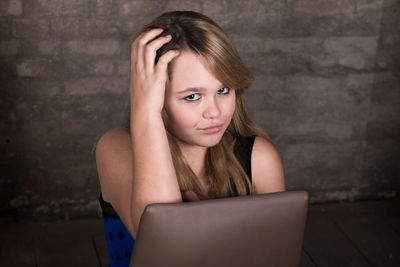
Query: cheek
224 95 236 118
167 103 198 129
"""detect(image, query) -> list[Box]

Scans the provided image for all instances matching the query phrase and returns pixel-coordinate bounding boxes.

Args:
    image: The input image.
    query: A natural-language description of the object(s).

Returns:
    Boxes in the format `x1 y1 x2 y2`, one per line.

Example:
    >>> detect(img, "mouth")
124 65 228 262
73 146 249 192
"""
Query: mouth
200 124 224 134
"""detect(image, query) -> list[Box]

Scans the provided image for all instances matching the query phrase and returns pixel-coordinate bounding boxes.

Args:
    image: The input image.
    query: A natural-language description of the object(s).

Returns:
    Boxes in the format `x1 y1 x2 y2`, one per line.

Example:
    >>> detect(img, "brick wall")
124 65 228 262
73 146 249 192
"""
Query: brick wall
1 0 399 220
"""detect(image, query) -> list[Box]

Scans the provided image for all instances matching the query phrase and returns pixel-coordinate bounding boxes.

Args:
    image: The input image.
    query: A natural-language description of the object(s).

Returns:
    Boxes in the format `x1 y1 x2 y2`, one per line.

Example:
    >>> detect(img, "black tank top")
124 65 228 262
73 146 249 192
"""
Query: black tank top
99 135 256 218
230 134 256 196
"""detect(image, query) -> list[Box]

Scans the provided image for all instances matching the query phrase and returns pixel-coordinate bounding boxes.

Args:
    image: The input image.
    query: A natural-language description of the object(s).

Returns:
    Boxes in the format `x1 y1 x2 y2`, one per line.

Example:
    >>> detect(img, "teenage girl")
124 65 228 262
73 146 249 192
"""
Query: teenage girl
96 11 285 267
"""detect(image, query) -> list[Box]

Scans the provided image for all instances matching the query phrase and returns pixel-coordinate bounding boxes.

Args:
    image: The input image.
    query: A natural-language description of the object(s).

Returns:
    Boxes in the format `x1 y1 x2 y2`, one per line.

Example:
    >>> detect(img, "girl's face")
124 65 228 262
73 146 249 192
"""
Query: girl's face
164 51 236 149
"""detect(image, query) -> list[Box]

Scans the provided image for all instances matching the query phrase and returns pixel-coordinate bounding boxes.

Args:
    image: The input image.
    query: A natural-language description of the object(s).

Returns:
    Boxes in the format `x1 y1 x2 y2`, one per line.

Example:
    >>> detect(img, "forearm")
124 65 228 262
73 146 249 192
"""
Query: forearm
130 112 182 235
128 28 182 236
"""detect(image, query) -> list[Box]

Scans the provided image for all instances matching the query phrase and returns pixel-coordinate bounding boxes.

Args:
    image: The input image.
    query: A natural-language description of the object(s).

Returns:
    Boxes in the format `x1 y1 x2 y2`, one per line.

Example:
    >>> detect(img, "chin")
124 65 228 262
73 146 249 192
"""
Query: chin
196 140 220 148
196 133 225 147
175 133 224 148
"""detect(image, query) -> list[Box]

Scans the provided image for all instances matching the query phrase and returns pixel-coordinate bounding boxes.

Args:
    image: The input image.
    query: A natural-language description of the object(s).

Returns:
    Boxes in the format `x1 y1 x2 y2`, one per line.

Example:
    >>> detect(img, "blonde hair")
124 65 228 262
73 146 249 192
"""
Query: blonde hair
127 11 270 200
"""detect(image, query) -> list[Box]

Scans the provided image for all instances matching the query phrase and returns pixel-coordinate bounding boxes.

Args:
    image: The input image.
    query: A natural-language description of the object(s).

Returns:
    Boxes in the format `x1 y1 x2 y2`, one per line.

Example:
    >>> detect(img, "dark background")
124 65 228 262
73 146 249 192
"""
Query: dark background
0 0 399 221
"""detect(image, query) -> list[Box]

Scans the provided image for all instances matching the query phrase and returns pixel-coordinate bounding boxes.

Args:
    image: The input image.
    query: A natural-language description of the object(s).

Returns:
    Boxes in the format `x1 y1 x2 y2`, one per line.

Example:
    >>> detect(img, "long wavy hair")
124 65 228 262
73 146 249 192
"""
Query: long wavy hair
126 11 270 200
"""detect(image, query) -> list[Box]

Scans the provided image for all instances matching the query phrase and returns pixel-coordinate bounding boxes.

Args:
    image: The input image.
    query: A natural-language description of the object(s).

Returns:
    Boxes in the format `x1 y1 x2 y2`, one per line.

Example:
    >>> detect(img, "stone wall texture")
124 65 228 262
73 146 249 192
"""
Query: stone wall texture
1 0 399 220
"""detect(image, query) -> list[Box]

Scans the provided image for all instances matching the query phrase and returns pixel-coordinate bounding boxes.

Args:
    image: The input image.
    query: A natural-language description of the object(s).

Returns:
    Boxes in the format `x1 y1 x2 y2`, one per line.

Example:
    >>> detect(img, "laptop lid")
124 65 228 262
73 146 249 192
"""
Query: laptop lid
130 190 309 267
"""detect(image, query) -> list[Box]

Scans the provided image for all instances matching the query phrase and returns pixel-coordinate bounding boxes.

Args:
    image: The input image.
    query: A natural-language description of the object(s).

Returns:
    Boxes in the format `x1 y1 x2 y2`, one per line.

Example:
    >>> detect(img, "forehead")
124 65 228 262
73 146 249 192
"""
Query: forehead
169 51 222 93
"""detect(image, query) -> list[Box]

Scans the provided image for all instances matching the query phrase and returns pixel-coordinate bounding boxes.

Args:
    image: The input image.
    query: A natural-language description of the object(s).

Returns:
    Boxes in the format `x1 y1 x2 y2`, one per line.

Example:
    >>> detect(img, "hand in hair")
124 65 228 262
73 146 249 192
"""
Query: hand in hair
129 28 180 116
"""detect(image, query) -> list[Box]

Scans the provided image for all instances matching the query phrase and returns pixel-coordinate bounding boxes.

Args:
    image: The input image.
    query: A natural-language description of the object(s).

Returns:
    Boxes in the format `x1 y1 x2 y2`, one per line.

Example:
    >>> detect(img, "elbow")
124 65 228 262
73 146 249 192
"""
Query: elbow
129 214 138 240
130 204 140 240
129 195 183 239
130 200 149 240
275 178 286 192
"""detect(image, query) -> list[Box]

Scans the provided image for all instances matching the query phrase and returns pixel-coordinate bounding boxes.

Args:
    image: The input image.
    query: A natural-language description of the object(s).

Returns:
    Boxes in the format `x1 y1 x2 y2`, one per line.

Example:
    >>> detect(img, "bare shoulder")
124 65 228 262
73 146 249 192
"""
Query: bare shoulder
95 127 133 202
251 136 286 194
96 127 131 152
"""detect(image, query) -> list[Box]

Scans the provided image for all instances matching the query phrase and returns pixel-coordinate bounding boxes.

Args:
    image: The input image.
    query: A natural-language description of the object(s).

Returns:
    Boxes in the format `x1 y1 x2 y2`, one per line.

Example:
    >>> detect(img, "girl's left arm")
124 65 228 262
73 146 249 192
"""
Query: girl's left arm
251 136 286 194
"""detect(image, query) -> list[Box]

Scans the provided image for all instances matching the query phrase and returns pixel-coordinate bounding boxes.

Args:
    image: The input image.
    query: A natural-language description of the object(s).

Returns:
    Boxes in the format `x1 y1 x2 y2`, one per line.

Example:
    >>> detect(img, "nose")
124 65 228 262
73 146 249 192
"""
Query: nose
203 97 221 119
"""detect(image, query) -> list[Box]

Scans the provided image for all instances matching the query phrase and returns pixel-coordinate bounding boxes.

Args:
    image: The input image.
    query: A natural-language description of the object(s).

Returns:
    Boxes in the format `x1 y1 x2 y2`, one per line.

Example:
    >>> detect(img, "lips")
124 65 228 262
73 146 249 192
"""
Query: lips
200 123 224 134
201 123 224 130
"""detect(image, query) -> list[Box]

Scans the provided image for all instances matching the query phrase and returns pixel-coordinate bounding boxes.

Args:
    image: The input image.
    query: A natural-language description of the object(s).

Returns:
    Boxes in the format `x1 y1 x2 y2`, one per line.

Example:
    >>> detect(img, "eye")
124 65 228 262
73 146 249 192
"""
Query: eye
184 93 200 101
217 86 230 95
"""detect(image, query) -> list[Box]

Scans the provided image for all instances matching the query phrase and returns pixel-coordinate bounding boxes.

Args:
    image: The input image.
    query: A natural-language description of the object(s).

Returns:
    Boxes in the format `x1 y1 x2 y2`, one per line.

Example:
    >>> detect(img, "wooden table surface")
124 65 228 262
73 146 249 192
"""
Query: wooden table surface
1 199 399 267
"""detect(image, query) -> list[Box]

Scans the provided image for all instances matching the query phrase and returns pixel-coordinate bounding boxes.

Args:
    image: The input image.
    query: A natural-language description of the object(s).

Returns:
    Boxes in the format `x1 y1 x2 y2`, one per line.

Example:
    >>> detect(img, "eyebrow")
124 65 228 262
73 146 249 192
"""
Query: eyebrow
177 84 224 94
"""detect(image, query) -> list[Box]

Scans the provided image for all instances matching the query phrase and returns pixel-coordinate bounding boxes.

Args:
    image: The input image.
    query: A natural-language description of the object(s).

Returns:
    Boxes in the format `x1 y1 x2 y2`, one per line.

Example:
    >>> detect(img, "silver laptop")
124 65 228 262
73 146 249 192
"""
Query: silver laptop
130 190 309 267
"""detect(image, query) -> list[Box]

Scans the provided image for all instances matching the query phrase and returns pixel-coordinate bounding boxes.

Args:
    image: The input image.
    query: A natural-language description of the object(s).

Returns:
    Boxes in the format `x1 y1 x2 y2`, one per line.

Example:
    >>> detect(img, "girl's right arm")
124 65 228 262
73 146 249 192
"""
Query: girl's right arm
130 29 182 238
96 29 182 239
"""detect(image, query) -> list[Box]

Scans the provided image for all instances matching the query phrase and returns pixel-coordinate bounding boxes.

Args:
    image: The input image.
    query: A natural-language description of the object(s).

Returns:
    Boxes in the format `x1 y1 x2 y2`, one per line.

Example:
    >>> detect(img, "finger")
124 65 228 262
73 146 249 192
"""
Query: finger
134 28 164 48
154 50 180 80
132 28 164 73
144 35 172 73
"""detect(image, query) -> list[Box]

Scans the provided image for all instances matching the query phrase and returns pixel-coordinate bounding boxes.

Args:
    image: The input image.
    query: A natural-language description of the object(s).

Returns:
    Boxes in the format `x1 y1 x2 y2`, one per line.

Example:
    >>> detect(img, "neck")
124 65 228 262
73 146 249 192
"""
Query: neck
178 142 208 179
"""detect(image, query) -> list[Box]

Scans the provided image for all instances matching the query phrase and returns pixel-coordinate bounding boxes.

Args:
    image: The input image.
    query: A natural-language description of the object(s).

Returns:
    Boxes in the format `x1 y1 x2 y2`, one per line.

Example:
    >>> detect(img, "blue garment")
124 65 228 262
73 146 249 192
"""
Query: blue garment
99 134 256 267
101 213 135 267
